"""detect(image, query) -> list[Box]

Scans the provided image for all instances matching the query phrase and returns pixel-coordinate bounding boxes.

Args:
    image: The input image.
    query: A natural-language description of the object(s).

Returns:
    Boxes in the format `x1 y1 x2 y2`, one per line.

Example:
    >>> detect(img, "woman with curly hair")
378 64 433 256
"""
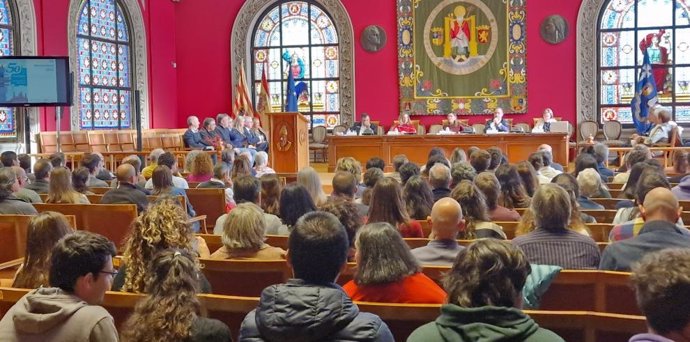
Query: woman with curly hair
297 166 328 206
451 180 506 240
403 175 434 220
12 212 73 288
46 167 90 204
186 152 214 183
368 177 423 238
113 198 211 293
260 174 281 216
495 164 531 209
121 249 231 342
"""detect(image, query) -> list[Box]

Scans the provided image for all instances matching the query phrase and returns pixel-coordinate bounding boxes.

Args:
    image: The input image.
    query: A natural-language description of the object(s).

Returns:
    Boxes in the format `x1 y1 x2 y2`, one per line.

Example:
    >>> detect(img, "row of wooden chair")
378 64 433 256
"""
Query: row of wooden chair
38 129 188 154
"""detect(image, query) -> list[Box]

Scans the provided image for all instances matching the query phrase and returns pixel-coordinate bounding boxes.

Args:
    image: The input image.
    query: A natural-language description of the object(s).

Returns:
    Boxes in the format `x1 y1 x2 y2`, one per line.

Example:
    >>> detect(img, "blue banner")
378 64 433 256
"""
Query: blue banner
285 69 298 112
630 50 658 134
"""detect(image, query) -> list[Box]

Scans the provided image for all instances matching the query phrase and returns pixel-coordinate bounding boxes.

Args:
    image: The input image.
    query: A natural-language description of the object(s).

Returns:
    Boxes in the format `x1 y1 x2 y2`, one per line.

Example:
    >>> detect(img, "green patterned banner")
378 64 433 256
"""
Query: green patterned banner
398 0 527 115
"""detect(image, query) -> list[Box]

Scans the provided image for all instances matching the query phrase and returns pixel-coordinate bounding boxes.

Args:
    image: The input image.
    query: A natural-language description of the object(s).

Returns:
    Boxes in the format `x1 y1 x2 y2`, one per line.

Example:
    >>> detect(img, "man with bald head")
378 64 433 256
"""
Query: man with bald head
411 197 465 265
100 164 148 213
600 187 690 271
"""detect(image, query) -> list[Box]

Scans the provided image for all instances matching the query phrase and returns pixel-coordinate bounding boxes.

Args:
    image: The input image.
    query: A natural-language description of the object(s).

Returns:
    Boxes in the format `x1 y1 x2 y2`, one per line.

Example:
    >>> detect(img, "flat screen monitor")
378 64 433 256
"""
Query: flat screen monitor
0 56 71 107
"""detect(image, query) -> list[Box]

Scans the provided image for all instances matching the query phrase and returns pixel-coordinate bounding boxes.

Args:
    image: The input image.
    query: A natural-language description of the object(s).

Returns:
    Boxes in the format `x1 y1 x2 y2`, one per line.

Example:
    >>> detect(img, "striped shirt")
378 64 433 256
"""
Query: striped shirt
512 228 601 269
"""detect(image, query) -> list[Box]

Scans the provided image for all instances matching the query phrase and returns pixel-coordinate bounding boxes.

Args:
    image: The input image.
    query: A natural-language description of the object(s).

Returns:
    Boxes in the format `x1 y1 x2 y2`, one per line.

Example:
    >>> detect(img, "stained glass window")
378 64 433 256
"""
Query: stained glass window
0 0 17 138
598 0 690 124
77 0 133 129
251 0 340 129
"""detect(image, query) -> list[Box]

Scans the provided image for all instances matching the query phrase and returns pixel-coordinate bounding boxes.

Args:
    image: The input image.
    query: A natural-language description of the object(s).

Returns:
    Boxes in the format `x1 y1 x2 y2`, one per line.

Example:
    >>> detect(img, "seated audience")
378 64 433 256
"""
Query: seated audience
145 152 189 189
361 167 384 206
576 168 606 210
80 153 109 187
11 166 41 204
100 164 149 213
18 154 32 181
443 113 468 133
0 151 18 167
620 161 662 203
644 106 675 145
512 184 600 269
12 212 73 288
0 231 118 341
628 249 690 342
538 150 563 180
475 172 520 221
350 113 379 135
239 211 394 341
185 150 203 173
186 151 214 183
615 169 669 224
228 116 257 159
423 154 450 177
259 174 281 216
601 188 690 271
429 163 452 202
551 173 596 225
365 156 386 171
449 148 467 164
469 149 491 173
46 168 89 205
319 199 364 261
452 180 507 240
278 184 316 234
495 164 532 209
197 163 235 208
485 107 509 132
151 165 199 233
450 161 476 187
613 145 651 184
527 152 551 184
213 113 233 147
330 171 369 218
182 115 207 149
251 117 269 150
71 167 94 195
211 203 286 260
120 155 148 190
254 151 275 177
25 159 51 194
537 144 565 172
486 147 505 171
199 117 222 148
231 155 253 179
574 153 611 195
343 222 446 303
114 198 210 293
388 154 409 182
408 239 564 342
403 175 434 220
48 152 65 168
398 162 420 186
336 156 366 198
297 166 328 206
411 198 464 266
220 147 235 170
515 161 540 197
242 115 268 152
121 249 231 342
531 107 557 133
141 148 165 180
368 177 423 238
215 175 283 235
389 113 417 134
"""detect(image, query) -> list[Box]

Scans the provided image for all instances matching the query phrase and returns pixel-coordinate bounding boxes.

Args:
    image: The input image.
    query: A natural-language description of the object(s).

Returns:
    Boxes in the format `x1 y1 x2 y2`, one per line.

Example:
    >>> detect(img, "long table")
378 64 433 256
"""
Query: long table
327 133 569 171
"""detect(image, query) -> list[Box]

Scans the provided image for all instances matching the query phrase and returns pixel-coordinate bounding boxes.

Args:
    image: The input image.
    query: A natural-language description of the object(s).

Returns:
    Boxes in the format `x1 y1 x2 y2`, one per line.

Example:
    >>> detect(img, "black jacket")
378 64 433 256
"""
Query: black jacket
100 183 149 213
350 122 379 135
184 129 207 149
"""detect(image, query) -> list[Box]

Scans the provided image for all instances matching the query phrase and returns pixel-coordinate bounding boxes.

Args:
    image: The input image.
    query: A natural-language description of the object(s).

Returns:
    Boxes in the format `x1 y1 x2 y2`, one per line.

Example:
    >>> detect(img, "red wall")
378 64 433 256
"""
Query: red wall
174 0 583 129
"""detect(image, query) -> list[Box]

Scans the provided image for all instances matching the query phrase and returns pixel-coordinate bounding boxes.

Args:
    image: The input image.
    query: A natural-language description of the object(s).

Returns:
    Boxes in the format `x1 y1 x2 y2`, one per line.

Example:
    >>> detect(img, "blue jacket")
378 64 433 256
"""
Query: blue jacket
244 127 261 146
228 128 248 148
215 125 232 144
183 129 205 149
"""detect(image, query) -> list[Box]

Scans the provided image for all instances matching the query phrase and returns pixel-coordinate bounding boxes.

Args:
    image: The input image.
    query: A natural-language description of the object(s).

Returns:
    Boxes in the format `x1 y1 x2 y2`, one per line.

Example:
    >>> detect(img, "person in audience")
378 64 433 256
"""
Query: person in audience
601 188 690 271
11 166 41 203
150 165 199 232
25 159 51 194
239 211 394 341
552 173 596 224
408 239 565 342
278 184 316 234
672 172 690 201
0 231 118 341
527 152 552 184
495 164 532 209
228 115 258 159
365 156 385 171
118 156 148 192
451 180 507 240
539 150 563 180
186 151 214 183
666 150 689 177
343 222 446 303
423 154 450 178
613 145 651 184
196 162 236 209
368 177 423 238
469 149 491 173
71 167 95 195
199 117 221 148
531 107 558 133
538 144 565 172
350 113 379 135
185 148 204 173
389 154 409 182
512 184 600 269
254 151 275 177
297 166 328 206
251 117 269 150
621 161 662 202
0 168 38 214
336 156 366 198
232 154 253 179
0 151 18 167
80 153 109 187
403 175 434 220
485 107 509 132
486 147 504 171
361 167 384 206
114 198 210 293
442 113 468 133
12 212 73 289
331 171 369 218
214 175 283 234
221 147 235 169
574 153 611 194
628 249 690 342
429 163 452 202
411 198 464 265
46 167 90 205
398 162 420 186
18 154 33 182
319 199 363 261
516 161 540 197
100 164 149 213
48 152 65 168
576 168 606 210
213 113 232 147
121 249 231 342
211 203 286 260
259 174 281 216
593 143 614 180
475 171 520 221
450 161 477 187
141 148 164 180
389 113 417 134
427 147 448 163
145 152 189 189
449 148 467 164
243 114 268 152
182 115 207 149
644 106 674 145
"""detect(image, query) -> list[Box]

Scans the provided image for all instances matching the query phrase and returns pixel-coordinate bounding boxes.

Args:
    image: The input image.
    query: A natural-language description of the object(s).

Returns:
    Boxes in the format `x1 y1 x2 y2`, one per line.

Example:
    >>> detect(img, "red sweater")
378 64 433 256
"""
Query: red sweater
392 123 417 134
399 220 424 238
343 272 446 304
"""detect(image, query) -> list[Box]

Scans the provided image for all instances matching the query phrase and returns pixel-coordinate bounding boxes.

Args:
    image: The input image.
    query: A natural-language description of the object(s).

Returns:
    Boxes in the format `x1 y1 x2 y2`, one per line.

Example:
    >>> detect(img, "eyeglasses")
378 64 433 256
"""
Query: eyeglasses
99 270 118 277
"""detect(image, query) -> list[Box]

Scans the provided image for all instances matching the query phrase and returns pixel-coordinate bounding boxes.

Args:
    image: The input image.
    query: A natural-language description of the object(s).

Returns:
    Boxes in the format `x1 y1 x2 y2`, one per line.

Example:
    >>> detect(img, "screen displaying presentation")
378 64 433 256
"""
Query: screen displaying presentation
0 57 70 106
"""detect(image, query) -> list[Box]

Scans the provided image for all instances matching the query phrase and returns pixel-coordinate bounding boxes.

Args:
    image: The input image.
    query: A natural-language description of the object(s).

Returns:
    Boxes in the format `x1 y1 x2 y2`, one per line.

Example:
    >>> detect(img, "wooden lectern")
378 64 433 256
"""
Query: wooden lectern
268 112 309 173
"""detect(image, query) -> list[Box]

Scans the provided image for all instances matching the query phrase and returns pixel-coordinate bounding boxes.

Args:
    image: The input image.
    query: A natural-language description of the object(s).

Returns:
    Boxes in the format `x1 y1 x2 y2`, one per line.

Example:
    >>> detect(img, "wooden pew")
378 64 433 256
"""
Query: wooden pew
605 183 625 190
198 258 290 297
186 188 226 231
581 210 618 223
33 203 137 249
525 311 646 342
495 221 518 239
591 198 627 209
587 224 615 243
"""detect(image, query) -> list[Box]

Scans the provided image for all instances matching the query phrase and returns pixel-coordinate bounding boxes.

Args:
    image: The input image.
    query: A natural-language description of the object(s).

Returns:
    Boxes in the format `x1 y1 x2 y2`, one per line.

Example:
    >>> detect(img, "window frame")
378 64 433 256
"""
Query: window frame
0 0 22 140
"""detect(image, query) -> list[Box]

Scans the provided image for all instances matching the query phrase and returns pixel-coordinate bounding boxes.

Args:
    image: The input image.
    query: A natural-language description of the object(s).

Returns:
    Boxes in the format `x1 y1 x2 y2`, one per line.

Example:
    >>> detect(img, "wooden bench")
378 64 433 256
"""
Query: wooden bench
186 188 226 231
198 258 290 297
581 210 619 223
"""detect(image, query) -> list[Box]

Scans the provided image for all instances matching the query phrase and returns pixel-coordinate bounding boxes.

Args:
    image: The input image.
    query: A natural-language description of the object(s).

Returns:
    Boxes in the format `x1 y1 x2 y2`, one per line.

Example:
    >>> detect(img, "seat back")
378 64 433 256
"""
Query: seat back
428 124 443 134
603 120 622 140
39 132 59 153
72 132 91 152
581 209 618 223
198 259 291 297
311 126 327 143
494 221 519 239
670 126 682 147
514 122 530 132
332 124 348 135
472 123 486 134
88 131 109 152
185 188 226 231
580 120 599 140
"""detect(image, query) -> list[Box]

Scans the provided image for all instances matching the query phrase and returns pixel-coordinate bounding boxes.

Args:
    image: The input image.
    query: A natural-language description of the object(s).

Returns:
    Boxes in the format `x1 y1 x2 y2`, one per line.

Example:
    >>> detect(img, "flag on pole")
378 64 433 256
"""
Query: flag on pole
256 60 271 125
285 67 298 112
233 60 255 117
631 50 658 134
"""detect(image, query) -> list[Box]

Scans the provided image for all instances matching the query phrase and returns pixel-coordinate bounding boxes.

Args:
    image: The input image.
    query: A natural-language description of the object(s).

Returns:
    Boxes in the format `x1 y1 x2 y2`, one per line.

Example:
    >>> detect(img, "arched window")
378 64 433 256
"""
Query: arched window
598 0 690 125
0 0 19 138
250 0 341 129
76 0 133 129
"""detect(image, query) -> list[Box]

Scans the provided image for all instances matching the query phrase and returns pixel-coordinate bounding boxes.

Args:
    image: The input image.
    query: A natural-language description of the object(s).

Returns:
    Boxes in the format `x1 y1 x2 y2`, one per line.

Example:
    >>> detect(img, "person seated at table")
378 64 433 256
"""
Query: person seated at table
243 115 269 152
442 113 468 133
389 113 417 134
350 113 379 135
485 107 509 133
531 108 557 133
